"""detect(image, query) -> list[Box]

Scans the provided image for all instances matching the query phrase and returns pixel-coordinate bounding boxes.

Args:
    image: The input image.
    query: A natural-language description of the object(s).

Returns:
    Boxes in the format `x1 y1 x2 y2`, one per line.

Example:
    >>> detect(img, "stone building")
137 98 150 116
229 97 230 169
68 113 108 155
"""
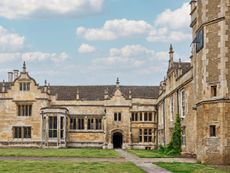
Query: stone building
157 0 230 165
0 0 229 165
190 0 230 165
0 62 159 150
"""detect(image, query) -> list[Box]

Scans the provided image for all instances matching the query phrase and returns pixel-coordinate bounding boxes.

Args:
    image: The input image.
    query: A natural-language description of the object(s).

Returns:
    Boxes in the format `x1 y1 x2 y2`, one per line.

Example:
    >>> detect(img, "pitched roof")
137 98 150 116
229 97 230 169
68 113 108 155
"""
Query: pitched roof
174 62 191 74
49 85 160 101
0 82 160 100
0 82 11 91
168 61 191 76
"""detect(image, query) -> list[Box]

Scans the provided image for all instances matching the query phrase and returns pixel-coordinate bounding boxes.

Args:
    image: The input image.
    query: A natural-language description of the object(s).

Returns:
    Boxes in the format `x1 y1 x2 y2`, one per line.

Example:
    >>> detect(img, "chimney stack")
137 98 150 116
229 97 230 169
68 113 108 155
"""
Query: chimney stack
8 72 13 82
44 80 48 92
47 83 51 94
129 89 132 99
13 70 19 80
76 89 80 100
177 58 183 77
1 80 6 93
104 88 109 100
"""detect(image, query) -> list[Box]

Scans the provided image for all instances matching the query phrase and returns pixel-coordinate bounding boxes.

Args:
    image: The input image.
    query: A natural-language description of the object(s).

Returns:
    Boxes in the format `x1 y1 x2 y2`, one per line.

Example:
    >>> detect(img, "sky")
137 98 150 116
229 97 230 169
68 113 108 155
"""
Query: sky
0 0 191 86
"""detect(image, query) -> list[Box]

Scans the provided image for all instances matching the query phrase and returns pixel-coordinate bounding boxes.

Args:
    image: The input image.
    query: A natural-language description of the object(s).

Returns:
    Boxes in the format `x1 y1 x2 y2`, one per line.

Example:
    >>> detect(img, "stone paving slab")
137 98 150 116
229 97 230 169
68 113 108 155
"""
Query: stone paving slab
115 149 172 173
142 158 197 163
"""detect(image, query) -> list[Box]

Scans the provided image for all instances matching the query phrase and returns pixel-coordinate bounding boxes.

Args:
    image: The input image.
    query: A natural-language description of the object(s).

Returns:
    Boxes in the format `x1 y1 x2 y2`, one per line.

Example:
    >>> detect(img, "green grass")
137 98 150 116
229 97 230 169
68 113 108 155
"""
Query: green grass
156 162 230 173
0 160 145 173
0 148 119 158
128 149 177 158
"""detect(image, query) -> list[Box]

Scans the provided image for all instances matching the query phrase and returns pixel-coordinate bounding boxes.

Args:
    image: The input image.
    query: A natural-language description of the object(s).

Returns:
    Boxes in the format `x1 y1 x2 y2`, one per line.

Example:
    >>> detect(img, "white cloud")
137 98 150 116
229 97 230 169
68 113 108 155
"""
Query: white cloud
22 52 69 63
77 17 190 43
0 53 21 63
0 26 25 51
78 44 96 53
0 52 69 63
146 27 191 42
76 19 152 41
155 3 190 29
0 0 104 19
92 45 168 72
76 3 191 42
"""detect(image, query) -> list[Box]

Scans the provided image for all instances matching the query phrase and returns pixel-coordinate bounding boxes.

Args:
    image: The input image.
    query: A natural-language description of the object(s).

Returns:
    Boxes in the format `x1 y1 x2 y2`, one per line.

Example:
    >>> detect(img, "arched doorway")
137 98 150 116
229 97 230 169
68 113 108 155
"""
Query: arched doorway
113 132 123 148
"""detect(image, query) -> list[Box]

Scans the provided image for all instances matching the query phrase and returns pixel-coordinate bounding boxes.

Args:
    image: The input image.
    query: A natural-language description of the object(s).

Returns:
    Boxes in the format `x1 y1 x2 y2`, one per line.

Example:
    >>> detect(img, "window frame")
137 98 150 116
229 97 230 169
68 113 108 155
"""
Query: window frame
180 90 186 118
95 118 102 130
87 118 94 130
211 85 217 97
70 117 77 130
17 104 32 116
196 28 204 53
19 82 30 91
48 116 58 138
170 95 174 121
210 125 217 137
78 118 84 130
114 112 121 122
13 126 32 139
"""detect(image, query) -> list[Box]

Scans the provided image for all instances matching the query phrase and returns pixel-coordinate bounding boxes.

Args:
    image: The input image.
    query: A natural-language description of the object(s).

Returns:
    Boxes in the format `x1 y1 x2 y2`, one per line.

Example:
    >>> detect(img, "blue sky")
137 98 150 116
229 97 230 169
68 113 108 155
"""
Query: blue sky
0 0 191 86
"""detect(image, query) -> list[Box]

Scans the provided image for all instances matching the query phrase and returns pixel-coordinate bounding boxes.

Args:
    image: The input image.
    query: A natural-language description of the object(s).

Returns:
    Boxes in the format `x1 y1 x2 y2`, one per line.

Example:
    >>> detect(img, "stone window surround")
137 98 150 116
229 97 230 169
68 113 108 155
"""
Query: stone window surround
19 82 30 91
114 112 121 122
12 126 32 139
139 128 156 143
69 115 104 131
208 122 219 138
17 104 33 117
180 89 187 118
131 111 156 122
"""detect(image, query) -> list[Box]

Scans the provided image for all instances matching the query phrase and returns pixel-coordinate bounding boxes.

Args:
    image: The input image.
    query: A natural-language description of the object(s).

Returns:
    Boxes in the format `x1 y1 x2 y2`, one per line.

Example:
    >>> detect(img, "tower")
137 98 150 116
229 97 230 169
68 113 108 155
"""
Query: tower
190 0 230 164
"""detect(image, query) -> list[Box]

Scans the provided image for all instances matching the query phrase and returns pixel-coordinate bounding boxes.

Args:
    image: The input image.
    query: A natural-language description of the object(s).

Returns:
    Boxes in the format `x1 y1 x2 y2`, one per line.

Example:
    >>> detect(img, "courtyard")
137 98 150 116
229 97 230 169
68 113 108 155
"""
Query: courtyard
0 148 229 173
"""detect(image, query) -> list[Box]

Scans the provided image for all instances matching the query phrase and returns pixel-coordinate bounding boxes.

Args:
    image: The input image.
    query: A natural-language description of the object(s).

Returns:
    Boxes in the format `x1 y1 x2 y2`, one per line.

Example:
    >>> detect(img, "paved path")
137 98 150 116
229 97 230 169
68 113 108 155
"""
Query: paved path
115 149 172 173
141 157 196 163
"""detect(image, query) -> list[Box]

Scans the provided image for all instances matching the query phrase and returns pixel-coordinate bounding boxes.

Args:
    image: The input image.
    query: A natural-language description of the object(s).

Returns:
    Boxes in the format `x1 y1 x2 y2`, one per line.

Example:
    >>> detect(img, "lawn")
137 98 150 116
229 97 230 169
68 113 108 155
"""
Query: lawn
0 148 119 158
0 160 145 173
156 162 230 173
128 149 177 158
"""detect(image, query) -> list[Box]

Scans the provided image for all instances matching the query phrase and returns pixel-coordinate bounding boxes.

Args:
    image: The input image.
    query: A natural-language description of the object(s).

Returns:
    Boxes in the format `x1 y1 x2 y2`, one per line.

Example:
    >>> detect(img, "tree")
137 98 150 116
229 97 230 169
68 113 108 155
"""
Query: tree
168 114 182 154
160 114 182 155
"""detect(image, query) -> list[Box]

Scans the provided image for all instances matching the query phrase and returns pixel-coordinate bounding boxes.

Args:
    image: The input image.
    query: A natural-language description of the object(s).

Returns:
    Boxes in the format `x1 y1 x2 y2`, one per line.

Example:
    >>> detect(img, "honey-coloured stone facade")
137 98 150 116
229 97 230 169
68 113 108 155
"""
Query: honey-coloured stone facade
0 0 229 165
0 65 158 150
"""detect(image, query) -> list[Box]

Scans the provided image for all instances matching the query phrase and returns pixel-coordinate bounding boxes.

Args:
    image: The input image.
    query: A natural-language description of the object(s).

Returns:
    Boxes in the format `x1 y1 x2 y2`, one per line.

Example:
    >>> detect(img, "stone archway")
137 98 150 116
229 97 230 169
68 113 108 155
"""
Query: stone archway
112 132 123 149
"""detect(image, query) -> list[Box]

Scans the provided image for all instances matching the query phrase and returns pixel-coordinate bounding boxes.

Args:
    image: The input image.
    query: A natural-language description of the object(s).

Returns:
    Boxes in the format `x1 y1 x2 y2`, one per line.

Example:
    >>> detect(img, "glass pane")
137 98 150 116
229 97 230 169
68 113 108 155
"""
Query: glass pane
53 117 57 129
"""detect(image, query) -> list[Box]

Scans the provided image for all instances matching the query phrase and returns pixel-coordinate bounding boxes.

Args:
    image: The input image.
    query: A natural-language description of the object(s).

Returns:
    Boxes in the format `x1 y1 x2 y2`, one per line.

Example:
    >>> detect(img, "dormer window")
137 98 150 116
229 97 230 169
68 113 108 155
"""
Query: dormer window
20 82 30 91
